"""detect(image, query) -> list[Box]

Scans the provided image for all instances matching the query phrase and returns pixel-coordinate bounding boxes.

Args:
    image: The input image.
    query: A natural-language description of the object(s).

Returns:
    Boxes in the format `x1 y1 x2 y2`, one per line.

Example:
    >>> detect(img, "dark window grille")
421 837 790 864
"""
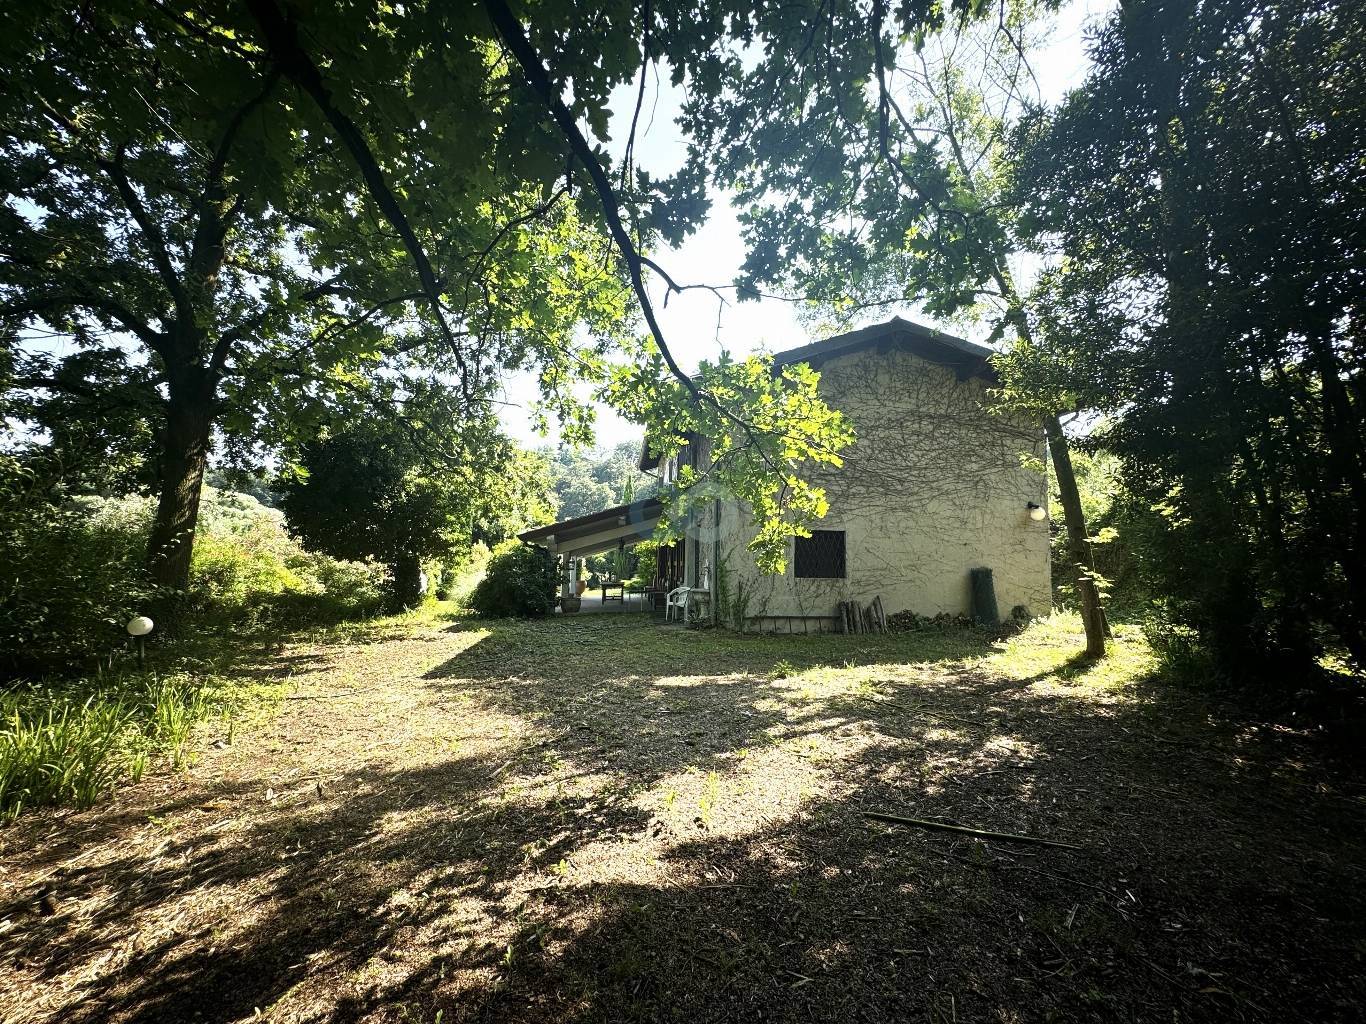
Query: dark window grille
794 530 846 579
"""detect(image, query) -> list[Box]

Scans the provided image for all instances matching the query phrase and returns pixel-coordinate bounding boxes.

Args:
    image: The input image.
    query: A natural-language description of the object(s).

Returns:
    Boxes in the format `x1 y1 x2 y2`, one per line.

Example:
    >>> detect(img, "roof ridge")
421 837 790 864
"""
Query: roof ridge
769 316 994 365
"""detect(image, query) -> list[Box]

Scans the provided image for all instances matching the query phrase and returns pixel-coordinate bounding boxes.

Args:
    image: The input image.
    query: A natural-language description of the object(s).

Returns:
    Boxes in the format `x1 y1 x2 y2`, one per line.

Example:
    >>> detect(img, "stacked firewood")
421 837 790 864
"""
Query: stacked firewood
837 596 887 634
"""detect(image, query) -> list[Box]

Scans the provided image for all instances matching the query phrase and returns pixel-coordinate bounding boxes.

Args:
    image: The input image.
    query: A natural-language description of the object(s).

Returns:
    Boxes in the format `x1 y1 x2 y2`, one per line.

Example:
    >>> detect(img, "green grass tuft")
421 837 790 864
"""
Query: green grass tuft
0 672 231 822
0 694 137 819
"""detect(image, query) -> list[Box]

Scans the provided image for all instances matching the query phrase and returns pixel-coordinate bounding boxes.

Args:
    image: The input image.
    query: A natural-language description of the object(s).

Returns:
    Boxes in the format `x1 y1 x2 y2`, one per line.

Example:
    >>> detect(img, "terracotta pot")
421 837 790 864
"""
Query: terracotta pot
575 579 587 596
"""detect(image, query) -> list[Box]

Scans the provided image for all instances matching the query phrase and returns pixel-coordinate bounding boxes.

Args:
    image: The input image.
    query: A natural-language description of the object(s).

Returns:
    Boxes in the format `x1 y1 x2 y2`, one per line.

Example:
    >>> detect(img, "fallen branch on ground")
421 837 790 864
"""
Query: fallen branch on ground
862 810 1084 850
285 689 358 701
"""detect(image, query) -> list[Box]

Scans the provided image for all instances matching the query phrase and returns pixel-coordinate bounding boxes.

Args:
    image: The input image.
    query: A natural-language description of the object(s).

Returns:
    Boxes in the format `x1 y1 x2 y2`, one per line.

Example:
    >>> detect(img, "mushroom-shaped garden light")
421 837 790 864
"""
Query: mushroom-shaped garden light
126 615 153 667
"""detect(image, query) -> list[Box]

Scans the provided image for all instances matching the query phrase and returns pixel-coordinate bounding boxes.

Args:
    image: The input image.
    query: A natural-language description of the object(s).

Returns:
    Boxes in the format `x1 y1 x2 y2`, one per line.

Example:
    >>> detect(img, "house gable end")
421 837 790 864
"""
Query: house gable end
771 318 996 382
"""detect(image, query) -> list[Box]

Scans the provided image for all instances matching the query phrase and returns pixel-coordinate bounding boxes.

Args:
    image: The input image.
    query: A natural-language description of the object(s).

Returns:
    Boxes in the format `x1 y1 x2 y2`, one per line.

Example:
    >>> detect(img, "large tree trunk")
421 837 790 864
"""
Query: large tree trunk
147 373 215 596
391 553 424 610
1005 316 1108 660
1045 415 1107 658
1304 325 1366 664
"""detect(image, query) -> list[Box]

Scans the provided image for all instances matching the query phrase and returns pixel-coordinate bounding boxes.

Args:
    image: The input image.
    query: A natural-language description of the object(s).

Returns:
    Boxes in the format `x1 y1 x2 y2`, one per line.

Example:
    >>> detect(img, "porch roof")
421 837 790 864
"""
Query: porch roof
517 497 664 559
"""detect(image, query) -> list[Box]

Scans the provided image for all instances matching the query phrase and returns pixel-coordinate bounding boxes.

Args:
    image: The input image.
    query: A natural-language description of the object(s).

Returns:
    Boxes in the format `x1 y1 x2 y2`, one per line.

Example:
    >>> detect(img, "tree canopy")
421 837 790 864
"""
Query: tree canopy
661 0 1365 669
675 0 1108 649
5 0 1364 676
1007 0 1366 669
4 0 1033 592
279 400 551 607
1 0 623 593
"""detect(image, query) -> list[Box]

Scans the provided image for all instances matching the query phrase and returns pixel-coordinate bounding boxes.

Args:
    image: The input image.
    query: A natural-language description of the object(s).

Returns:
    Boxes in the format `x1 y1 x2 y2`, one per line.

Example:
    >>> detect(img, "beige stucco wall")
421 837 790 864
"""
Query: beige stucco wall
710 346 1051 630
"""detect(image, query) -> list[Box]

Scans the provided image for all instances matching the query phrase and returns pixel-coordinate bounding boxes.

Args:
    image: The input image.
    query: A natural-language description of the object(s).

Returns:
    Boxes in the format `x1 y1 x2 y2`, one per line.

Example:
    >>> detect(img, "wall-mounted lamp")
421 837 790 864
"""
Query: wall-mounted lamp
1026 502 1047 522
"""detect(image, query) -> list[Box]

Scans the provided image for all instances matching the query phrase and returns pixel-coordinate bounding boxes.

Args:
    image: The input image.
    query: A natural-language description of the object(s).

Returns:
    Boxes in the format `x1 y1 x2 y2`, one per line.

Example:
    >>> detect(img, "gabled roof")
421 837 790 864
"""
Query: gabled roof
770 316 995 375
637 317 996 469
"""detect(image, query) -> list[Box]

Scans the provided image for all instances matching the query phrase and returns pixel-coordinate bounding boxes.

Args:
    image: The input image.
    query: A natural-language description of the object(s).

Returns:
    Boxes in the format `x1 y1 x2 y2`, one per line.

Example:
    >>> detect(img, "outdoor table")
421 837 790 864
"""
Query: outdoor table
600 581 624 603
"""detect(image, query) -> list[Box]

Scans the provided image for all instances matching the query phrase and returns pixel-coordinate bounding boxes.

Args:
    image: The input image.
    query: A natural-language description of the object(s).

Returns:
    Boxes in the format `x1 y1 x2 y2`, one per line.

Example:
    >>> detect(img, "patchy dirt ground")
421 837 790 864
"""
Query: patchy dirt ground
2 610 1364 1024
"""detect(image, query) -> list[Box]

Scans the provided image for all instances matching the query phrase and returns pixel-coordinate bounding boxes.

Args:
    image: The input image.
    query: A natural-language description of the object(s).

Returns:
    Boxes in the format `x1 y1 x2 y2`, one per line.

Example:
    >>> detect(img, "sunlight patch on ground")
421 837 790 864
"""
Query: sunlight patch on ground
975 612 1159 695
646 672 750 690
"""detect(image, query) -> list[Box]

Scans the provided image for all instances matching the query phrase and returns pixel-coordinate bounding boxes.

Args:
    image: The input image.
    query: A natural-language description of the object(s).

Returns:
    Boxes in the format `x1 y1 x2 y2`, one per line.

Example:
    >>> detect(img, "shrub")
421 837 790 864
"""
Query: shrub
434 560 456 600
288 551 389 620
1142 618 1222 688
188 488 388 631
0 465 162 679
631 540 660 583
0 471 392 677
190 529 310 623
469 541 556 618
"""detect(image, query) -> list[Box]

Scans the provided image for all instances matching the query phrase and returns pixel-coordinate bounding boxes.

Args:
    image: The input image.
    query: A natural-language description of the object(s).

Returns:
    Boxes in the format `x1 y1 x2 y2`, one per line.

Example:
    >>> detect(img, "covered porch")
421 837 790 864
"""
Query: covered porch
517 498 683 613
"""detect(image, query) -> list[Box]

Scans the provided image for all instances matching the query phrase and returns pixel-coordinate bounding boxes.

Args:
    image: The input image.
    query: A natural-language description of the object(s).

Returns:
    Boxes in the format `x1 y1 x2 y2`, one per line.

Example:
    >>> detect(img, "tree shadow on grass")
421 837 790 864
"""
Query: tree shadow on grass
2 616 1364 1024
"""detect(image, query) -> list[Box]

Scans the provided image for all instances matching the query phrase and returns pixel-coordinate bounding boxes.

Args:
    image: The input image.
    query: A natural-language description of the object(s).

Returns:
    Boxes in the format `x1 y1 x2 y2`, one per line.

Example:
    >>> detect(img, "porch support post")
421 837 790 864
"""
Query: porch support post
556 553 568 600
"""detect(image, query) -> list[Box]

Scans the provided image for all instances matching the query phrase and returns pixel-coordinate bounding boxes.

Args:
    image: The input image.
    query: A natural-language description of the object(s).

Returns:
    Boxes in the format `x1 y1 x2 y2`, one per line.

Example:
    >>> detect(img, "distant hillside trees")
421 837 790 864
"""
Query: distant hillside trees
545 442 658 521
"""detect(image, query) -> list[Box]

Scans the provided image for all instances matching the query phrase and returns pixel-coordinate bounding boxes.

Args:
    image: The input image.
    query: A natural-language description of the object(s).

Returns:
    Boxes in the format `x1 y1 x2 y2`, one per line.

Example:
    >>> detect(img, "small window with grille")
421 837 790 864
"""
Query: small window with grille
794 530 846 579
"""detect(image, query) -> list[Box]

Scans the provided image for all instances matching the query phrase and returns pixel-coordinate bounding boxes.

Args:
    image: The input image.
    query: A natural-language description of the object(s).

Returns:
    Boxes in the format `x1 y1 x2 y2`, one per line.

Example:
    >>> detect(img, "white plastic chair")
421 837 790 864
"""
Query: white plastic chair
665 585 690 622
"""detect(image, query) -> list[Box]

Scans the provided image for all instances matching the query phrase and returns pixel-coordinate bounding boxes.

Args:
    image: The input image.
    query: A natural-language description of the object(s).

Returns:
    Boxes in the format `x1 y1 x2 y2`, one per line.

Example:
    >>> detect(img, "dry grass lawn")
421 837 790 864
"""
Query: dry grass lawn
2 608 1363 1023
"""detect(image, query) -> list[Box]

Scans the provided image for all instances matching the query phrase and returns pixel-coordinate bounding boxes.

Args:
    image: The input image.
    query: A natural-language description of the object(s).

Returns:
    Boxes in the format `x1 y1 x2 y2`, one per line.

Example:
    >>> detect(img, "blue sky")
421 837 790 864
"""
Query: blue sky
500 0 1117 451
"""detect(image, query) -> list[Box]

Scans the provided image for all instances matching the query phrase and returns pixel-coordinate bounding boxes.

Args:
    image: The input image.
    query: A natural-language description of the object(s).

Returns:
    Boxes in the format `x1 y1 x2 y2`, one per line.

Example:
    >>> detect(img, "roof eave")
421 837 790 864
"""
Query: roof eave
518 496 665 546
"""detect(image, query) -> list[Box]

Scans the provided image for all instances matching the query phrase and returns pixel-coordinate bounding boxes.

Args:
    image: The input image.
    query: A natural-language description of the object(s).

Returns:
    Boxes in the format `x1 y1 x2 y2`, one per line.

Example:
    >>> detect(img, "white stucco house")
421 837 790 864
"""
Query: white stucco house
518 317 1051 631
